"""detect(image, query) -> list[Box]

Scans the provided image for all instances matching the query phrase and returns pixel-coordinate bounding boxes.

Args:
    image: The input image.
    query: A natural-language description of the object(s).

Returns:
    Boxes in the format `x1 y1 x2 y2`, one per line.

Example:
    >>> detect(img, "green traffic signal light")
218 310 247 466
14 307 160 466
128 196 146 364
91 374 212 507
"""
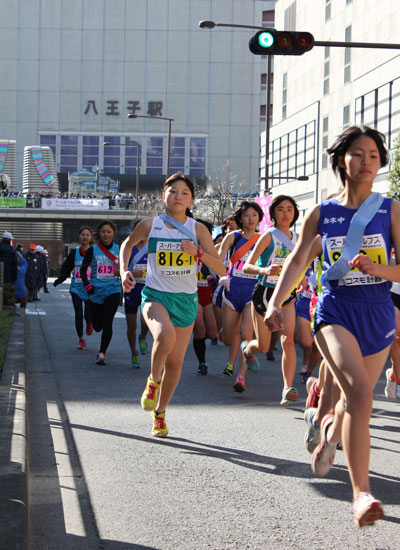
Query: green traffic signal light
258 31 274 49
249 29 314 55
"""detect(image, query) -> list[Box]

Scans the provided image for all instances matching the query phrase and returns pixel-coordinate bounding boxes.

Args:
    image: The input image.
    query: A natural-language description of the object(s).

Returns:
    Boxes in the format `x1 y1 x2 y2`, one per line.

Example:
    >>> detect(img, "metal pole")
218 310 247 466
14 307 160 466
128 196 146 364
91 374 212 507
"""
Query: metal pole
264 54 272 195
136 146 140 210
167 119 172 177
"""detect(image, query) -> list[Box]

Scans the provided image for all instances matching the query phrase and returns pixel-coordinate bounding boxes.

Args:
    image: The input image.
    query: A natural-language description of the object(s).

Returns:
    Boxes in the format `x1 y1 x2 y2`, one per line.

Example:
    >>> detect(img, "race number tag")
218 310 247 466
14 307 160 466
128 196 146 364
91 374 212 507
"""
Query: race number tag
74 266 91 283
326 233 387 286
232 250 258 279
96 261 115 279
156 240 196 277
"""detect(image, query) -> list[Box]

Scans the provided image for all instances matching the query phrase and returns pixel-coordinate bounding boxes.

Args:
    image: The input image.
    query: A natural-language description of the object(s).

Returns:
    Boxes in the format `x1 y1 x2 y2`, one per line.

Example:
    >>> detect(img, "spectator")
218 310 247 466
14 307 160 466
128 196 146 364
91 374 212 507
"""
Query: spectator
0 231 18 284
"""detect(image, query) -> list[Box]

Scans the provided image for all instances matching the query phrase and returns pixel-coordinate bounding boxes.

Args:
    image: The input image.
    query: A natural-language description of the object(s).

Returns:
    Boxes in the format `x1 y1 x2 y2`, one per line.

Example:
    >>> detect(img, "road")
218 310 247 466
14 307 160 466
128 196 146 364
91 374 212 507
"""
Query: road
26 282 400 550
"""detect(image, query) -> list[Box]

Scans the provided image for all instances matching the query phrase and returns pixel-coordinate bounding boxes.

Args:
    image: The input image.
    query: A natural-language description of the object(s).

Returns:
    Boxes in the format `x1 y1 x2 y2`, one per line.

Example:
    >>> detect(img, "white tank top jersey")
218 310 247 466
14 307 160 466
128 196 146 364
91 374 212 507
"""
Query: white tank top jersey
145 215 198 294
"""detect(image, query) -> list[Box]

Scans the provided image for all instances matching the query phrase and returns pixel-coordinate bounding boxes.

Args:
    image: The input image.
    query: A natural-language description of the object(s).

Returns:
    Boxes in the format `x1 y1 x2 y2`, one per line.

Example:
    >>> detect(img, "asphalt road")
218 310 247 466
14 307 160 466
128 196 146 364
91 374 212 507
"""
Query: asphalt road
26 281 400 550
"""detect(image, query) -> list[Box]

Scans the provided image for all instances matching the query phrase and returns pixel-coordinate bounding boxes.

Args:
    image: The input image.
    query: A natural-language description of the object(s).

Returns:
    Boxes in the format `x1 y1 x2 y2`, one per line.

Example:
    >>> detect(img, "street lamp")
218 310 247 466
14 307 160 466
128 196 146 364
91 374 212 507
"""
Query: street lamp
127 113 174 177
103 141 141 209
199 20 272 194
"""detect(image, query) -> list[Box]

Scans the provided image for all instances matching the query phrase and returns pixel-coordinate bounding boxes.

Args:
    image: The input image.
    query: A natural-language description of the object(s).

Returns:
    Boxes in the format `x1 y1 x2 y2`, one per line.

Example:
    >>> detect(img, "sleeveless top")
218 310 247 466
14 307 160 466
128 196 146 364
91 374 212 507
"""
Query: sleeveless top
257 229 297 288
70 247 91 300
227 231 258 289
318 196 393 301
146 215 198 294
90 242 121 302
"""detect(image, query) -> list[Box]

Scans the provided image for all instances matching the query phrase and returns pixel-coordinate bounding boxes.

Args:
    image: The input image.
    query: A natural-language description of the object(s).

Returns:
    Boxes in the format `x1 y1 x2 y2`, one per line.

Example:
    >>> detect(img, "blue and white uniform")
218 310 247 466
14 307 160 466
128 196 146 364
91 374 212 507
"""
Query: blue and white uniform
223 231 258 313
89 242 121 303
315 196 395 355
124 245 148 310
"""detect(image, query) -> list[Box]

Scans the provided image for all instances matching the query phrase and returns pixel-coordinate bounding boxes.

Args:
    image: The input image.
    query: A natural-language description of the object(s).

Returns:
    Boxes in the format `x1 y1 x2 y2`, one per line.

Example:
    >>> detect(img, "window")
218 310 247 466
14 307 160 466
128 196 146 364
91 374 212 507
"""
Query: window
344 26 351 84
103 136 120 175
325 0 331 22
282 72 288 120
146 137 163 175
124 137 142 175
40 135 56 159
189 137 206 176
60 135 78 173
323 47 330 96
82 136 99 171
169 137 185 173
322 116 329 170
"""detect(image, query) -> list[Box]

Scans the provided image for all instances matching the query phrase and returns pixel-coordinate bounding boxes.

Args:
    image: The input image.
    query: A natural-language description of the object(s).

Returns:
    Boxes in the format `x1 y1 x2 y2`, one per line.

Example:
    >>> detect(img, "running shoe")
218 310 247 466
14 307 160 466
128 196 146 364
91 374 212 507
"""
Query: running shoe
139 337 148 355
384 368 396 399
304 407 321 453
311 413 335 478
223 361 234 376
77 338 86 350
306 378 320 409
141 376 160 411
86 321 93 335
266 351 275 361
132 354 141 369
96 352 106 365
233 376 245 393
152 410 168 438
396 383 400 400
353 493 384 527
280 386 299 406
240 341 260 373
198 362 208 375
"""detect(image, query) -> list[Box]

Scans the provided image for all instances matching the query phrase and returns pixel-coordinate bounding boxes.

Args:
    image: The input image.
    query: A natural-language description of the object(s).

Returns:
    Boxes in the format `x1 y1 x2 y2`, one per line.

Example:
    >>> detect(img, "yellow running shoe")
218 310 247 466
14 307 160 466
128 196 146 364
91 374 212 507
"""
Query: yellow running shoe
152 411 168 438
141 376 160 411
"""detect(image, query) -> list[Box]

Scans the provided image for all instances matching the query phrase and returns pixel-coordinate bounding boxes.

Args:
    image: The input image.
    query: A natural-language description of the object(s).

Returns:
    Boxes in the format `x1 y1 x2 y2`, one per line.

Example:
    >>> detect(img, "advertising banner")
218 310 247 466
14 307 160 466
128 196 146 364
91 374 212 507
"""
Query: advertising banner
0 197 27 208
41 198 109 210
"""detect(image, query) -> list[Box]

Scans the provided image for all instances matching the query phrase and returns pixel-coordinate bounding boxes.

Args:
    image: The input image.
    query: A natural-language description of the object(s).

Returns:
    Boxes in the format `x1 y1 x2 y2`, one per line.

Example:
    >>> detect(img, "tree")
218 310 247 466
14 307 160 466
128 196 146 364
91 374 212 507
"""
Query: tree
193 161 246 224
388 132 400 200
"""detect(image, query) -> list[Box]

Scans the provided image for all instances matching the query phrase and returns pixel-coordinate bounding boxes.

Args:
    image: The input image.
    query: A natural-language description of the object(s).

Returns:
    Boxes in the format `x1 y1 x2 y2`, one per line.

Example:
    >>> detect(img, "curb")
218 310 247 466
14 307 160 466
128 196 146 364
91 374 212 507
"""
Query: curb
0 310 28 550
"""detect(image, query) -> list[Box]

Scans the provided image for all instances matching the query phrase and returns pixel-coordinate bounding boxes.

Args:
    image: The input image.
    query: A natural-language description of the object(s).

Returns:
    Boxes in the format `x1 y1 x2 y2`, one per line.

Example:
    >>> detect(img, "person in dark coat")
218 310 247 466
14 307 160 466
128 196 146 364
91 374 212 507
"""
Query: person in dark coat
0 231 18 284
24 244 41 301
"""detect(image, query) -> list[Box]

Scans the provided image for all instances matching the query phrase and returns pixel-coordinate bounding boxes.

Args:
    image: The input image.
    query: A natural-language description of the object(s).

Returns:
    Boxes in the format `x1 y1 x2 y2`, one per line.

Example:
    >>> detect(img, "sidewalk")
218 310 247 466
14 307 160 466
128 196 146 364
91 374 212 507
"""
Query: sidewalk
0 310 28 550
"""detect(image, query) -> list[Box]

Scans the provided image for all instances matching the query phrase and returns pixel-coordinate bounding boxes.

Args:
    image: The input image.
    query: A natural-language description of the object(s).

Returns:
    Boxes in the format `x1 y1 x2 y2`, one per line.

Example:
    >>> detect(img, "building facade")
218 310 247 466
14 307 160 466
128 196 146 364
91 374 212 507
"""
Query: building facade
0 0 275 193
261 0 400 216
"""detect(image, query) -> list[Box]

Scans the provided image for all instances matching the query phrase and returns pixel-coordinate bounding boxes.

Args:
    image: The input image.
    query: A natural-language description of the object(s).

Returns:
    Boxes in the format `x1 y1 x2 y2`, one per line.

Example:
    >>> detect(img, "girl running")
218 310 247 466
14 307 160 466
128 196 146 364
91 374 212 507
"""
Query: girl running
81 220 121 365
265 125 400 527
54 225 94 350
120 173 225 437
243 195 301 405
217 201 263 393
122 220 149 369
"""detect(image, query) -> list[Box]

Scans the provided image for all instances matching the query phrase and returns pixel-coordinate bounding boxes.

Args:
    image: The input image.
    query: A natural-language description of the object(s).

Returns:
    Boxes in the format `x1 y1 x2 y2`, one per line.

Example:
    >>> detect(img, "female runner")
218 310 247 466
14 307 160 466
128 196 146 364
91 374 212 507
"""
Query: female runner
81 220 121 365
265 125 400 527
120 173 225 437
243 195 301 405
54 225 94 349
217 201 263 393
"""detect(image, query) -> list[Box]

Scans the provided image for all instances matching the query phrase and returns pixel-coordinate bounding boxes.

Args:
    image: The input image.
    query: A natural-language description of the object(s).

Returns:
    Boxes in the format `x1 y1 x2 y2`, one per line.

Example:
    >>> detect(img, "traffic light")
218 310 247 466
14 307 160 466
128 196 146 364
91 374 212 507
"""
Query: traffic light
249 29 314 56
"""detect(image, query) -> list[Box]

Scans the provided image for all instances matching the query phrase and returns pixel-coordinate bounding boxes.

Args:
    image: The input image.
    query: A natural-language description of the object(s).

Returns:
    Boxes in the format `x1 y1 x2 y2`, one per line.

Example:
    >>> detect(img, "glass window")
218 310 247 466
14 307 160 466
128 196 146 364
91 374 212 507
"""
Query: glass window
40 135 56 158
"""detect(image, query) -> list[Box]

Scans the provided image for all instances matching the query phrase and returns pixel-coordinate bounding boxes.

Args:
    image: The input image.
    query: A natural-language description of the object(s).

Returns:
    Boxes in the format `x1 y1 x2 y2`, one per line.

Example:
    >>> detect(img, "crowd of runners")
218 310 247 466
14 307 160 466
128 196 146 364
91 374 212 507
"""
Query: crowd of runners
51 125 400 528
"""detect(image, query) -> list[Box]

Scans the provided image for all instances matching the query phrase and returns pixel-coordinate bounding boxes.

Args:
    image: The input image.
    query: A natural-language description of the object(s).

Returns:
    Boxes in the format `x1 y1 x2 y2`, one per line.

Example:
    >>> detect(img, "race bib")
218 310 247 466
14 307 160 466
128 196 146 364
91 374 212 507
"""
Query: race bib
326 233 388 286
156 240 196 277
74 266 91 283
232 250 258 280
96 261 115 279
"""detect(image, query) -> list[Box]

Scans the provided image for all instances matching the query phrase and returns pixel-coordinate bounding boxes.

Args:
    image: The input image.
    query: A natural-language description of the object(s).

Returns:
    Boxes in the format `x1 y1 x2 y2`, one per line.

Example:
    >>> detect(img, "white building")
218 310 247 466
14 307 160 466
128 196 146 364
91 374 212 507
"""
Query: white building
262 0 400 215
0 0 276 193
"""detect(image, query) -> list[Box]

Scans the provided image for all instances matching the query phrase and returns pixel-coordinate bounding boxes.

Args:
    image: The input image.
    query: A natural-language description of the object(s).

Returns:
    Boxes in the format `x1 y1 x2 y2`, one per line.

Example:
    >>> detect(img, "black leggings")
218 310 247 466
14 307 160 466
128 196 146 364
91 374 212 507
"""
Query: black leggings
89 293 120 353
71 292 92 338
